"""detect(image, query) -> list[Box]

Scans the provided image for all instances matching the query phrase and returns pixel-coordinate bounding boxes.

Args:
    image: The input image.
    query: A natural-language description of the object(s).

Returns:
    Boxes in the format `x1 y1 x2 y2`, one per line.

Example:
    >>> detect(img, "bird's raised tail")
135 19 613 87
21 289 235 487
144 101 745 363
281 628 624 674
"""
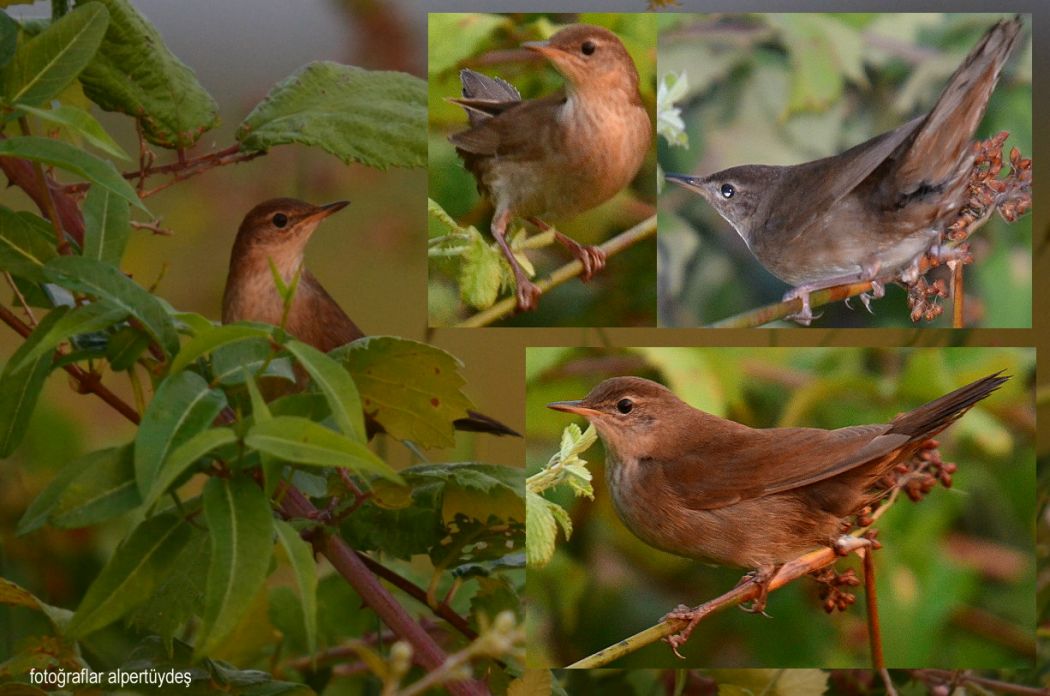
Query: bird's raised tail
891 371 1010 440
455 409 521 437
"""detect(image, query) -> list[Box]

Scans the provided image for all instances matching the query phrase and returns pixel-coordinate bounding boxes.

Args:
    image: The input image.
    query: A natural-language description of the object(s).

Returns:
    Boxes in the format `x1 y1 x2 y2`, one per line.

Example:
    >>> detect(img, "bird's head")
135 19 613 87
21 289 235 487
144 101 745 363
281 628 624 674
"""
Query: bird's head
523 24 640 97
547 376 684 455
233 198 349 265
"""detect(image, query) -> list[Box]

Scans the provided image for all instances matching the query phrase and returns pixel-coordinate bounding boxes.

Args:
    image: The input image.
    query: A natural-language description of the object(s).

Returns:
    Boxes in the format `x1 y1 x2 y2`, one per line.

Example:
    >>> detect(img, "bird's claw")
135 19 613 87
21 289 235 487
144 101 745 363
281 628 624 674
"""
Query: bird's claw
662 604 709 659
576 245 606 281
515 279 541 312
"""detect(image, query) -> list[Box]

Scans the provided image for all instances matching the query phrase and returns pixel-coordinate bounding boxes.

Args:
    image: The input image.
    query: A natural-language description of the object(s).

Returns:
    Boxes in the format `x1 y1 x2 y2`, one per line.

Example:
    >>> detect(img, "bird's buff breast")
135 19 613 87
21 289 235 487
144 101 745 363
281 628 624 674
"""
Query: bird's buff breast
486 95 649 220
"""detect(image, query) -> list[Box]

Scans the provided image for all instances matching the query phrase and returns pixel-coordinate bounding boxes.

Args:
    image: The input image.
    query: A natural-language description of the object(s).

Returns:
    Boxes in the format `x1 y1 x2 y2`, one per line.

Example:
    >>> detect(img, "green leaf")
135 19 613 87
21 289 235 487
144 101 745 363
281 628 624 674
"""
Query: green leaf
0 206 58 282
245 416 401 483
0 136 146 211
144 427 237 509
286 340 365 442
104 324 149 370
67 510 193 637
43 255 177 356
459 233 502 309
81 184 131 266
0 14 16 71
196 476 274 658
0 353 49 457
168 321 274 375
135 371 227 497
237 61 426 169
74 0 219 149
52 444 140 528
404 462 524 524
428 14 509 75
525 490 558 568
17 447 85 535
274 519 318 657
16 103 130 160
212 338 294 386
0 3 108 107
8 302 126 373
333 336 475 449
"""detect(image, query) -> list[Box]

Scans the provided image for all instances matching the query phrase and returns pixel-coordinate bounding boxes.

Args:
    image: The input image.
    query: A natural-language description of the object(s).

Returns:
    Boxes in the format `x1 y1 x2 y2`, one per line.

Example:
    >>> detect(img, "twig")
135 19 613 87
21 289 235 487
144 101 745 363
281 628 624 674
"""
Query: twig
0 304 140 424
456 214 657 328
710 281 876 328
130 220 173 236
17 118 70 255
951 261 964 328
568 489 901 669
355 551 479 641
4 271 37 327
863 549 896 696
277 485 488 696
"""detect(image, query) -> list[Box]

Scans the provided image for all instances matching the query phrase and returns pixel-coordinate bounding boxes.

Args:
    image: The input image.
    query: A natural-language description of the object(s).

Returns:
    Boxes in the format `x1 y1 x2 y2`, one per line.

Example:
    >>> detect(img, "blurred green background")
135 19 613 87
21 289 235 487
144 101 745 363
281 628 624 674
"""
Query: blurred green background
427 12 658 327
658 13 1032 328
526 347 1036 667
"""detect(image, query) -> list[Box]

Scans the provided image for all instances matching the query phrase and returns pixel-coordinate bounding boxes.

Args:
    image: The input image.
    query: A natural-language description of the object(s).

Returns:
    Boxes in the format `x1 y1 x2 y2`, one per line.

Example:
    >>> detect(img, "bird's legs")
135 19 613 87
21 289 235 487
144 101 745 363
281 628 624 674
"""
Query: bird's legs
528 217 606 281
783 262 883 325
490 209 540 312
662 564 778 659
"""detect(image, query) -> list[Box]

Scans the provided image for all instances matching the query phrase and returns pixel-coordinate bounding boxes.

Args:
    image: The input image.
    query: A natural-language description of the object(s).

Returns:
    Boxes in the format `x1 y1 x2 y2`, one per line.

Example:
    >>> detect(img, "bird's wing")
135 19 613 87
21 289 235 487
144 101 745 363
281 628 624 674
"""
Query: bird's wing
449 69 522 128
772 119 922 234
879 18 1022 203
449 94 563 158
659 422 907 510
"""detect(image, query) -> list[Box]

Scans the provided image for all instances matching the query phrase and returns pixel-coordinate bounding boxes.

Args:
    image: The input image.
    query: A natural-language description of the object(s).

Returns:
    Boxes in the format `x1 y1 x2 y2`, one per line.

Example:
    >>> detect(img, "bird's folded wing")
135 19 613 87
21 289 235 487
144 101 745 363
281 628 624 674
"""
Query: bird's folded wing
774 118 922 235
662 423 908 510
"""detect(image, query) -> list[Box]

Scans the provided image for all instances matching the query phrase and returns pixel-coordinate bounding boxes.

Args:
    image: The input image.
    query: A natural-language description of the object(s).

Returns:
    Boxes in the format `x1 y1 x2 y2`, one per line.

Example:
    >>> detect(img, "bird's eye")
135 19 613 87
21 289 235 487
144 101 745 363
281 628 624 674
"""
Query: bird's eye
581 40 596 56
720 183 735 199
616 398 633 414
272 213 288 228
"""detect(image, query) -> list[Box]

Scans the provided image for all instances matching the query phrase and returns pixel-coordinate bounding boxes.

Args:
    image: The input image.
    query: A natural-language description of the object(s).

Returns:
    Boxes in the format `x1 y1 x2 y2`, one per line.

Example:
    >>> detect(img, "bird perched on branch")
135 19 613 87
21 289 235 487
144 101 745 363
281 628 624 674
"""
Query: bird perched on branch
667 16 1025 324
549 371 1007 647
222 197 517 437
450 23 652 312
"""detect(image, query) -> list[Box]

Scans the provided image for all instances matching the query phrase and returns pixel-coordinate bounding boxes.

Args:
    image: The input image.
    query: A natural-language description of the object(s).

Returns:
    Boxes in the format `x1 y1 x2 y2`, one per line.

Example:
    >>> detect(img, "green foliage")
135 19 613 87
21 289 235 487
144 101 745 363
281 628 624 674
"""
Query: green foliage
196 476 274 658
237 61 426 169
0 2 107 107
0 206 57 281
333 336 478 449
74 0 219 148
525 423 596 568
0 136 145 210
0 3 522 690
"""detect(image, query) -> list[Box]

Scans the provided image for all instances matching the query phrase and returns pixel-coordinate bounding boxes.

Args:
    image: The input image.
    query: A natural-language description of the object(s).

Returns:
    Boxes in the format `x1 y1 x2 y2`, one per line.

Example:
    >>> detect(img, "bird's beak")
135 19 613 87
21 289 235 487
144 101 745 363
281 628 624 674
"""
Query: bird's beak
547 400 600 417
665 173 705 193
522 39 557 60
316 200 349 218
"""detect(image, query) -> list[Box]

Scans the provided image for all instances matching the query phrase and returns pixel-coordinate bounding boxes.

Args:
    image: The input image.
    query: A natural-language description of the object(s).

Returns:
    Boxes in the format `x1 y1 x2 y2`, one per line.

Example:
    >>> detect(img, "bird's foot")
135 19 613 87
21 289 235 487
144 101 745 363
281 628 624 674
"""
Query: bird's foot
662 603 714 659
736 567 776 616
782 288 819 325
856 280 885 314
514 279 542 312
832 532 880 557
554 230 606 281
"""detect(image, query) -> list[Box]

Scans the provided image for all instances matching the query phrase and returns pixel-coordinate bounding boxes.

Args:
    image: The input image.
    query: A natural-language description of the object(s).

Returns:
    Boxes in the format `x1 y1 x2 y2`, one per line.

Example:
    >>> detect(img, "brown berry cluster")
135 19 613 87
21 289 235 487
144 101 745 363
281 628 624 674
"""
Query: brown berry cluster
877 439 957 502
812 567 862 614
904 132 1031 323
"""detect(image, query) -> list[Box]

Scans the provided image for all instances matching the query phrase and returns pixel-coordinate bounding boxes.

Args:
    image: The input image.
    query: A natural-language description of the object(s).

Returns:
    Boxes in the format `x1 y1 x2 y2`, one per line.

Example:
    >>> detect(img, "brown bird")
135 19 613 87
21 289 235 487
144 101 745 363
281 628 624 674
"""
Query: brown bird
548 372 1007 625
450 23 652 312
222 197 518 436
666 17 1024 323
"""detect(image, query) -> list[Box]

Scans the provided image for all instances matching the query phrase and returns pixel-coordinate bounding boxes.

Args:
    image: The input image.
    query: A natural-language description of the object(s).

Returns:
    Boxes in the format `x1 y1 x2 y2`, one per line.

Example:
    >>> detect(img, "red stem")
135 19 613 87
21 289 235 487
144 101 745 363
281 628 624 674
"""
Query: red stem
277 485 489 696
